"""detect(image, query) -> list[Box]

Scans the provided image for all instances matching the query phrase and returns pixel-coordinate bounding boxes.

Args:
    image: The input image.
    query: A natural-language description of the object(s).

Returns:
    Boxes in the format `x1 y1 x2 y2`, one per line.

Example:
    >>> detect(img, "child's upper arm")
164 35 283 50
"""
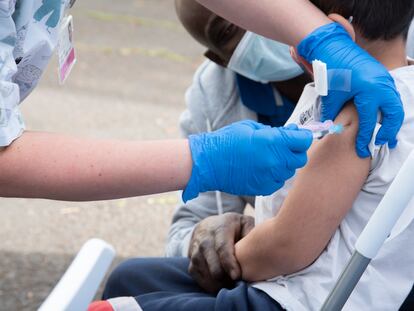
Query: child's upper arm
271 103 371 266
235 103 371 281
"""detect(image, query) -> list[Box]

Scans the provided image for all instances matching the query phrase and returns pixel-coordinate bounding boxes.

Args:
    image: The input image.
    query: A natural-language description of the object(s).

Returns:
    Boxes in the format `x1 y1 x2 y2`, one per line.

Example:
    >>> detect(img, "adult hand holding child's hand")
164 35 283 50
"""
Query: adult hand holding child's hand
188 213 254 293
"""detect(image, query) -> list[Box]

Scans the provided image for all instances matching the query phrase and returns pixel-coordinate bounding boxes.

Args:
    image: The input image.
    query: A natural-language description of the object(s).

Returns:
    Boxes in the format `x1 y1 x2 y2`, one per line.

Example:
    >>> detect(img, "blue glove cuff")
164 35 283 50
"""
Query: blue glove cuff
297 22 351 62
182 133 215 202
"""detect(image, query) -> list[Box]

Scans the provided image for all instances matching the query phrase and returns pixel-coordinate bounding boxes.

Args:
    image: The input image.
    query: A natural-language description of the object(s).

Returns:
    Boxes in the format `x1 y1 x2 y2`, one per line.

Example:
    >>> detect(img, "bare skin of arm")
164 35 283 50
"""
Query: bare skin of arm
0 132 192 201
235 104 370 281
196 0 331 45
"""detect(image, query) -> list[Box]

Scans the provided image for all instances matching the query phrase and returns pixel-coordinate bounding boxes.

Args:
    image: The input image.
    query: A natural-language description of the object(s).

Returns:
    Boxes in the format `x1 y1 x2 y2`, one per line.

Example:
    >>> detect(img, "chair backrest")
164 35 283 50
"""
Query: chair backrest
38 239 116 311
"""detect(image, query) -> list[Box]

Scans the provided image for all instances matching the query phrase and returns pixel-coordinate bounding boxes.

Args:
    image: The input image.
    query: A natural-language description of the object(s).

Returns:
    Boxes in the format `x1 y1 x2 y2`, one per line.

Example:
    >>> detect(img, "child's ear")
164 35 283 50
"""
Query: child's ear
328 13 356 42
290 46 313 76
290 47 314 75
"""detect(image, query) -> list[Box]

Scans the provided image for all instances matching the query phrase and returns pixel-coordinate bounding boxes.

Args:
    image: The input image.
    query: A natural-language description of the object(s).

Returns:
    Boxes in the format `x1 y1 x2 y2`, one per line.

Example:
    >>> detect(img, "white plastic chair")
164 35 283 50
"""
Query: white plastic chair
38 239 116 311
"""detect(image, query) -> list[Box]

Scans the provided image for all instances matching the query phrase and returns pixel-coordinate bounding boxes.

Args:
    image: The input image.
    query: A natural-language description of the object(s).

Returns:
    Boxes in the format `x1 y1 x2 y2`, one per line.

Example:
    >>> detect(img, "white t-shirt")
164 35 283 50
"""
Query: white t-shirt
253 63 414 311
0 0 70 146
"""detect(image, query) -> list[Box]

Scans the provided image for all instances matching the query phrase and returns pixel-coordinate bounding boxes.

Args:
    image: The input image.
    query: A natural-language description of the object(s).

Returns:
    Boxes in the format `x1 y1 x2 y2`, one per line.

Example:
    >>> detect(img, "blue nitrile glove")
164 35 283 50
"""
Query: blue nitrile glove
182 120 313 202
298 23 404 158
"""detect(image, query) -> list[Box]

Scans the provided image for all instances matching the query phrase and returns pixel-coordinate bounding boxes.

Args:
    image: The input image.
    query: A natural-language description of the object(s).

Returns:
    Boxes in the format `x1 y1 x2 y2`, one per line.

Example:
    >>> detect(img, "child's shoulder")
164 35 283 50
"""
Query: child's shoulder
390 60 414 86
390 62 414 115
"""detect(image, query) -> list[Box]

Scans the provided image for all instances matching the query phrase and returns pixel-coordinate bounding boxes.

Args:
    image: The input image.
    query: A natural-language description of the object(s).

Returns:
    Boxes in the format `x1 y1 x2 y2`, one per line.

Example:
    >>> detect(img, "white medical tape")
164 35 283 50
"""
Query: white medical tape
327 69 352 92
312 60 328 96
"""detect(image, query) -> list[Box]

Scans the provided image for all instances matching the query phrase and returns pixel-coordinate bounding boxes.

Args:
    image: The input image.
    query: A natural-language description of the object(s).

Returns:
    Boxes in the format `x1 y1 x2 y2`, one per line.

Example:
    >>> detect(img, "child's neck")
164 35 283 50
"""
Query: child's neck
357 36 408 71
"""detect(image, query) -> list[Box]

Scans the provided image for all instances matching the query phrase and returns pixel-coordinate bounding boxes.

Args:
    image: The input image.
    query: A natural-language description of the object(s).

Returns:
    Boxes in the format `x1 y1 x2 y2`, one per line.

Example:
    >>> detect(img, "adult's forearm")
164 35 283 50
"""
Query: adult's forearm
0 131 192 201
197 0 330 45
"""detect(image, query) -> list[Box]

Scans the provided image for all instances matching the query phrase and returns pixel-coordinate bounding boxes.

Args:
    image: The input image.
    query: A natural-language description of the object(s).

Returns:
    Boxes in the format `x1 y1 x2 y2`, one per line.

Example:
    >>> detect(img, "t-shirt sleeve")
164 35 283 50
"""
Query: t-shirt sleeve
0 6 25 147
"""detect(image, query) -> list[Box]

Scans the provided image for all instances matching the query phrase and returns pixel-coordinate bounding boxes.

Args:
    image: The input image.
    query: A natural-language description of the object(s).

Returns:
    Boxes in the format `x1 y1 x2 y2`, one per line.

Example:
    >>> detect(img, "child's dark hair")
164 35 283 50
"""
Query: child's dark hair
310 0 414 41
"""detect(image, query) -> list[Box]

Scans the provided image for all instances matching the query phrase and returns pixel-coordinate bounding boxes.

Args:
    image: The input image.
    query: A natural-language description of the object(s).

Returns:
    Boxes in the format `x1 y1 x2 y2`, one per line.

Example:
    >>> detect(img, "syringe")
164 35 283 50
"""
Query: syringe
299 120 344 139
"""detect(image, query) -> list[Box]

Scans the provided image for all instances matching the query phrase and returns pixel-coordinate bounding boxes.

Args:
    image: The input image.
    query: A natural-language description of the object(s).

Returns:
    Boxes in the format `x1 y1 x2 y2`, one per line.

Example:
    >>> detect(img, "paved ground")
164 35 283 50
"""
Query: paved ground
0 1 205 309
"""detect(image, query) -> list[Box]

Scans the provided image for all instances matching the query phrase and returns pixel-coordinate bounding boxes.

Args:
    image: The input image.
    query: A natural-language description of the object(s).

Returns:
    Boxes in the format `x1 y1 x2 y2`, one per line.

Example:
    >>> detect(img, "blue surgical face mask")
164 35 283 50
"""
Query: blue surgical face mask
227 31 303 83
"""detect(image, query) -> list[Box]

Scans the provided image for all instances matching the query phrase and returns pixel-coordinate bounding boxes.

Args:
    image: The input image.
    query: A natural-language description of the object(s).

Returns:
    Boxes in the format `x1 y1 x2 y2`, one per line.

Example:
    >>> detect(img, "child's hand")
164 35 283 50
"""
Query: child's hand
188 213 254 293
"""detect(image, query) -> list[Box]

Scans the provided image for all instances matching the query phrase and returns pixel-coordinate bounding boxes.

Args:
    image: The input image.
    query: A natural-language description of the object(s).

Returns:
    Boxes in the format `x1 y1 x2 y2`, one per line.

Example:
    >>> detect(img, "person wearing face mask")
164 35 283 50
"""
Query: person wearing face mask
163 0 312 294
169 8 414 310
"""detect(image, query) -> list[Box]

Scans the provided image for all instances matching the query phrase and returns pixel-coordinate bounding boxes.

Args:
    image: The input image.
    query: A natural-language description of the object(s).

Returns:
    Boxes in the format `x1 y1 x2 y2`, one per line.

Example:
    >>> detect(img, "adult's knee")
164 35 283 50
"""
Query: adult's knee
103 258 144 299
102 257 190 299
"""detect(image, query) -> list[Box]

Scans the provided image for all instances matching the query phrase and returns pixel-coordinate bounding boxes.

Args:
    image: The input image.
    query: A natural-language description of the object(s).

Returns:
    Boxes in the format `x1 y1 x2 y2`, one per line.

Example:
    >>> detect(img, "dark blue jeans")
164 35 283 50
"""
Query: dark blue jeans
103 257 284 311
103 257 414 311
